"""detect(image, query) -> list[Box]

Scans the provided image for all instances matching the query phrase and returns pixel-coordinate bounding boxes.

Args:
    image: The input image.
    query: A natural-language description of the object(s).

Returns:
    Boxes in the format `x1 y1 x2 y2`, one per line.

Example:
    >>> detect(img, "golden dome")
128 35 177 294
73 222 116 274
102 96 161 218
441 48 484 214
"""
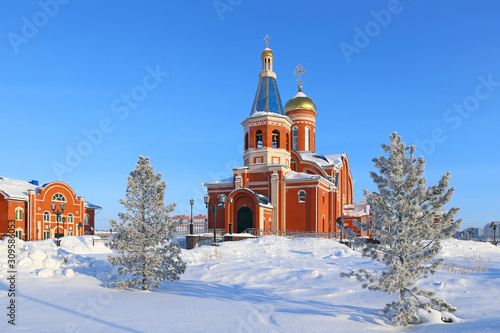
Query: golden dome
284 88 317 113
261 47 274 58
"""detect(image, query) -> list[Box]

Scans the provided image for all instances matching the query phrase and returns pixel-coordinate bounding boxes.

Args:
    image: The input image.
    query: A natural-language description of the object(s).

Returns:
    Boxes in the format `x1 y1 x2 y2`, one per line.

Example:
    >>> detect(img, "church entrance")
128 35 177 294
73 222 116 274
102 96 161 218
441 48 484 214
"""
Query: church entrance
237 207 253 233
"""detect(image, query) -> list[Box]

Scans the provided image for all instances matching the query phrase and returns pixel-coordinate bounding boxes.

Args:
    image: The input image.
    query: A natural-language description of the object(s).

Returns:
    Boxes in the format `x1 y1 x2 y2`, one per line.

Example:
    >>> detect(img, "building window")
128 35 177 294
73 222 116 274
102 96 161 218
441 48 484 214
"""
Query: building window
15 230 22 240
256 130 263 148
298 190 306 203
286 133 289 150
272 130 280 148
84 214 90 225
68 214 74 223
305 127 310 151
68 232 73 236
245 133 249 150
292 127 298 150
323 192 325 204
52 193 66 202
43 231 50 240
43 211 50 222
15 208 23 221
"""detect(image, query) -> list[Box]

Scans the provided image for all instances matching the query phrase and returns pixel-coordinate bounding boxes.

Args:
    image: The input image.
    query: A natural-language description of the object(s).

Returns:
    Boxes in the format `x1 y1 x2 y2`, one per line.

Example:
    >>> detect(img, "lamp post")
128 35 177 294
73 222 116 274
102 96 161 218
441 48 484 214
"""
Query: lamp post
189 199 194 235
228 197 233 234
490 222 497 245
336 217 344 243
51 202 66 246
204 193 227 246
77 222 83 236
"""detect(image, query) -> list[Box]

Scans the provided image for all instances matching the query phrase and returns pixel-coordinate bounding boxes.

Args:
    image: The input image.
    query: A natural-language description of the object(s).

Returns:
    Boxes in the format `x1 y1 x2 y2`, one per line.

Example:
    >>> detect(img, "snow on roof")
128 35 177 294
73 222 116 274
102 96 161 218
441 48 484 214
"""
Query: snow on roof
246 111 291 121
84 201 102 210
0 176 100 210
284 171 321 181
299 152 343 168
203 177 233 186
343 203 370 217
0 176 39 200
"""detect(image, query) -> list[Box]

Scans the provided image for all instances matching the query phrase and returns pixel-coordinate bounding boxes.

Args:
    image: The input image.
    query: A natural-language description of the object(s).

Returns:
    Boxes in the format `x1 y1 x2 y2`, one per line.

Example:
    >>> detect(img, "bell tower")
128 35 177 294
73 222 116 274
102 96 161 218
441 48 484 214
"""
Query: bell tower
242 35 293 168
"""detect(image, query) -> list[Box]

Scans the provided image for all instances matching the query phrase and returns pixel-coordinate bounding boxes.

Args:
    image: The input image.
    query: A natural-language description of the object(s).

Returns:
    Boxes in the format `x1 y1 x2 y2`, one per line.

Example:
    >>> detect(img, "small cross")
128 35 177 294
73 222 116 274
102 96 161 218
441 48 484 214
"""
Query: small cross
293 64 306 87
264 35 271 48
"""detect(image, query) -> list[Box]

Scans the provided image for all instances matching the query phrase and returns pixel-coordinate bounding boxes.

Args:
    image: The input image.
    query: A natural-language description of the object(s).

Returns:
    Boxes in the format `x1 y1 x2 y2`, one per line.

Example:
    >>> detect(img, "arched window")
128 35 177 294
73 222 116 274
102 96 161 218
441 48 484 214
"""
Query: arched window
272 130 280 148
322 192 325 204
43 211 50 222
305 127 310 151
52 193 66 202
68 214 74 223
244 133 249 150
256 130 263 148
286 133 289 150
298 190 306 203
15 208 23 221
292 127 298 150
84 214 90 225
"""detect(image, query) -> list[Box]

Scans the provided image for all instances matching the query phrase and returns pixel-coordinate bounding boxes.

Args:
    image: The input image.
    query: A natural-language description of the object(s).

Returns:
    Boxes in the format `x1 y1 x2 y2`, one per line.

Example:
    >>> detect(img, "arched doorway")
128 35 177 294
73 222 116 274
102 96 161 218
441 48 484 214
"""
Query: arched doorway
237 207 253 233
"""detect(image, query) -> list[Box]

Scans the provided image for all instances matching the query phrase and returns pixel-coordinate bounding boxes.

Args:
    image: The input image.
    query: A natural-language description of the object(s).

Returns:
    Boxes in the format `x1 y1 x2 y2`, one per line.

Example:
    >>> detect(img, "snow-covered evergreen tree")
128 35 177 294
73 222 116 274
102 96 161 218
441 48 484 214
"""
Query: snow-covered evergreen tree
108 156 186 290
341 132 461 326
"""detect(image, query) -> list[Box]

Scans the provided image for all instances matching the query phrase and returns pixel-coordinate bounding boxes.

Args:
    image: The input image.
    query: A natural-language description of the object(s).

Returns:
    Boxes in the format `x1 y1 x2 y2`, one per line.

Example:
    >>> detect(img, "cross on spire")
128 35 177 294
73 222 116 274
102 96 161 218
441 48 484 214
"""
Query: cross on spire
264 34 271 48
293 64 306 91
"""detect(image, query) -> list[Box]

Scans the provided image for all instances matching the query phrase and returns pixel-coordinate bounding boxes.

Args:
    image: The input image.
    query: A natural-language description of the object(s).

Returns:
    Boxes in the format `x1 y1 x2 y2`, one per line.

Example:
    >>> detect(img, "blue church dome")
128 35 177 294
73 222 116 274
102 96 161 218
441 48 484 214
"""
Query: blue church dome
249 46 284 116
249 76 284 115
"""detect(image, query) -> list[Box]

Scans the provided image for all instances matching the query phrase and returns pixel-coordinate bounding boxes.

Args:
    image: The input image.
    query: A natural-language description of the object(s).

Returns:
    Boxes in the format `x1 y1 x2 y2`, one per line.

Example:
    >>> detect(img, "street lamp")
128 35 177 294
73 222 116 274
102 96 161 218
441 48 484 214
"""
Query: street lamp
228 197 233 234
51 202 66 246
336 217 344 243
204 193 227 246
490 222 497 245
190 199 194 235
77 222 83 236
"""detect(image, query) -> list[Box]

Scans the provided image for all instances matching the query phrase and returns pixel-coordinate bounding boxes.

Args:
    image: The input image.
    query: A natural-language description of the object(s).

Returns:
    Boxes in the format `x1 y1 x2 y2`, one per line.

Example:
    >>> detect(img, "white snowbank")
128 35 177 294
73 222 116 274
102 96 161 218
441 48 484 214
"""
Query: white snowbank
0 236 499 332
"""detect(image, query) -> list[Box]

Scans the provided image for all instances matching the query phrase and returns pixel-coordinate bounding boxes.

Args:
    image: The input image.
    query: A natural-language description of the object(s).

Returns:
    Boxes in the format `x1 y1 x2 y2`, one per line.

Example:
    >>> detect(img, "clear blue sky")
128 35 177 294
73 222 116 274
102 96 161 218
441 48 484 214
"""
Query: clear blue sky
1 1 499 230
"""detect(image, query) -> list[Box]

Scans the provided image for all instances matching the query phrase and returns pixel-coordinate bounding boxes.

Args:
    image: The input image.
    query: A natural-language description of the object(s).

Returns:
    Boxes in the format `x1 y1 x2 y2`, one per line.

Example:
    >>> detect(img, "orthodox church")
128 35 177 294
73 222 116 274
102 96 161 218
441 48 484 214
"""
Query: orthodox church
203 38 369 236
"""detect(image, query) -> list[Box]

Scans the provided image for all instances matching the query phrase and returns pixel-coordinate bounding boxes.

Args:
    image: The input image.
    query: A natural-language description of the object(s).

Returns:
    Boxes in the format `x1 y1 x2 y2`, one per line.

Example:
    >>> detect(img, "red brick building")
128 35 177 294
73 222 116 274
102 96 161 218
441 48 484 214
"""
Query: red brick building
0 177 100 240
203 42 368 234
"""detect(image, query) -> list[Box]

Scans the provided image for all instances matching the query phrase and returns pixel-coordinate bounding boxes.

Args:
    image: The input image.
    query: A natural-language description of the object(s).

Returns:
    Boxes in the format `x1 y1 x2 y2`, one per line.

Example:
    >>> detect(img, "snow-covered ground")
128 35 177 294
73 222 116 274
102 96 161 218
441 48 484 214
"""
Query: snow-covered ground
1 236 499 332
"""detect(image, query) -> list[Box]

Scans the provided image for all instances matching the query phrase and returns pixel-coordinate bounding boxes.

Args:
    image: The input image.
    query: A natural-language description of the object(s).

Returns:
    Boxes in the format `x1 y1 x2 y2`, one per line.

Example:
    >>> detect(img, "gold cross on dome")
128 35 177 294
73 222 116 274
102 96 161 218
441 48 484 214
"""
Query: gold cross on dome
264 35 271 47
293 64 306 87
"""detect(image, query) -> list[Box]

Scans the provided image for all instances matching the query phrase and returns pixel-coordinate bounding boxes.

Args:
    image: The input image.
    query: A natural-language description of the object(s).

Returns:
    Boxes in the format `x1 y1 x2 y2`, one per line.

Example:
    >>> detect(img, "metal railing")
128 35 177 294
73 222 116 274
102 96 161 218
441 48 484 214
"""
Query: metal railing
243 228 342 240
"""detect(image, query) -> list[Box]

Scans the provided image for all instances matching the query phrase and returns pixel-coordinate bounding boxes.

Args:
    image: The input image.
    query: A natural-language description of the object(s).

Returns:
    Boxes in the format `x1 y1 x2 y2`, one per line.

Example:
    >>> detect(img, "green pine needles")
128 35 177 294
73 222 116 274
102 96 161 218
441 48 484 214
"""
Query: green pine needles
342 132 461 326
108 156 186 290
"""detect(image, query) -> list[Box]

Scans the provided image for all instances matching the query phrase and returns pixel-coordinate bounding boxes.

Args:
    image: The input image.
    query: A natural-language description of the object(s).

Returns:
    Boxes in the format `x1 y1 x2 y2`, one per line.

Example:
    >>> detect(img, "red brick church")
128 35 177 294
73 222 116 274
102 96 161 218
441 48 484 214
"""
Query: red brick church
203 38 369 235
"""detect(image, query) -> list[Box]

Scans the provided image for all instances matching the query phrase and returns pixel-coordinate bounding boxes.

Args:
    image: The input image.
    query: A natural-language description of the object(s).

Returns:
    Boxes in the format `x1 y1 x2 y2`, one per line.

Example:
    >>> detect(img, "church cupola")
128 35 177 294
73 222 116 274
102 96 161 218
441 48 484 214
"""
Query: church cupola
242 36 293 168
249 35 284 116
285 64 317 152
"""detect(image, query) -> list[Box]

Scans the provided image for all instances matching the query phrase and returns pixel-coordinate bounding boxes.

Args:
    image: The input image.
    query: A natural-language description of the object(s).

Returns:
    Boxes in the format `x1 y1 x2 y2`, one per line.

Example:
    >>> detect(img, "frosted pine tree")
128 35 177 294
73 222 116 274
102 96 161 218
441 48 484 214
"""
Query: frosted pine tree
108 156 186 290
341 133 461 326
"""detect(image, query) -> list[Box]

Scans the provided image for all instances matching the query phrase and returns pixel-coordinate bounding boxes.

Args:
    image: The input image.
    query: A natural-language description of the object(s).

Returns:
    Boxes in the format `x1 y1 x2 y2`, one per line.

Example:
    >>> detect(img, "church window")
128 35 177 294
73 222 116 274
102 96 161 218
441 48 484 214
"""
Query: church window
43 211 50 222
84 214 90 225
272 130 280 148
245 133 249 150
292 127 298 150
68 214 74 223
286 133 289 150
256 130 263 148
15 208 23 220
305 127 310 151
322 192 325 204
52 193 66 202
298 190 306 203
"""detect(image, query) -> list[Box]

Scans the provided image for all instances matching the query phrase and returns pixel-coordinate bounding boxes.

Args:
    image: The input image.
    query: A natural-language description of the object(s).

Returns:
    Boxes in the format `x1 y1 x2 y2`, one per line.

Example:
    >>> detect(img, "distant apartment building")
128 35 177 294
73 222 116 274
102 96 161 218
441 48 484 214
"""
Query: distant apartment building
172 214 208 234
